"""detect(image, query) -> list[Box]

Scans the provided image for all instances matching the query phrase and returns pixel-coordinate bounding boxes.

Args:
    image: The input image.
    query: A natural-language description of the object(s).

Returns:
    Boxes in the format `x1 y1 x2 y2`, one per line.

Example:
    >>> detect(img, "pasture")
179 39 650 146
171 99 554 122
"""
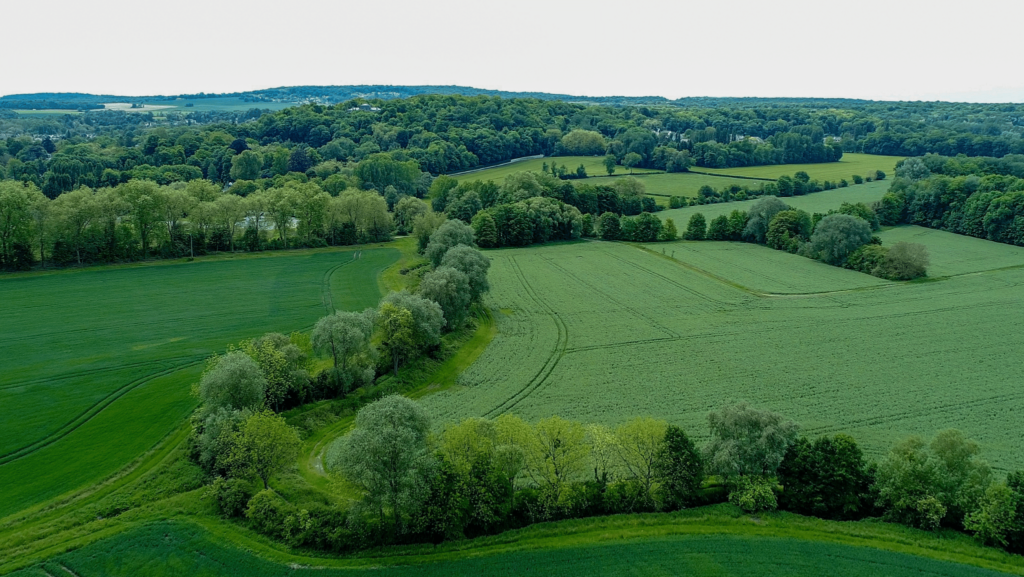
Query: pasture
0 247 398 519
450 155 659 181
876 226 1024 277
656 180 891 224
601 172 767 203
421 240 1024 470
697 153 905 182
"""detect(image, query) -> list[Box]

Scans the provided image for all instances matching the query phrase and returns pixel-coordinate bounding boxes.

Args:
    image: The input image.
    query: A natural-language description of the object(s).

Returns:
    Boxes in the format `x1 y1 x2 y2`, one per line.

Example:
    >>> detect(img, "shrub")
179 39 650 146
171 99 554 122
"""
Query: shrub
877 241 929 280
729 476 778 513
245 489 292 536
208 476 255 518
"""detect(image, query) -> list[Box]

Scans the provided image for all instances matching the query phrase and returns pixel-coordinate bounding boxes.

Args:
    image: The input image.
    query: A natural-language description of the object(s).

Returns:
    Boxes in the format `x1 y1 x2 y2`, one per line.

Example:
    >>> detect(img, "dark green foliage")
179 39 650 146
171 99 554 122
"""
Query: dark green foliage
836 202 880 231
777 435 875 520
805 214 873 265
706 215 731 240
656 426 705 508
470 212 498 248
844 244 889 275
209 476 256 518
765 210 811 253
683 213 706 240
597 212 621 240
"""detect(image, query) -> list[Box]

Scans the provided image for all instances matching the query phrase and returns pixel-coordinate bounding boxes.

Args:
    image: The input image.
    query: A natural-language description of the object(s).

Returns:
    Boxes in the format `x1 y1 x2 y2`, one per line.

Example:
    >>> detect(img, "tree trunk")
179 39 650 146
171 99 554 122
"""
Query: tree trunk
393 355 399 377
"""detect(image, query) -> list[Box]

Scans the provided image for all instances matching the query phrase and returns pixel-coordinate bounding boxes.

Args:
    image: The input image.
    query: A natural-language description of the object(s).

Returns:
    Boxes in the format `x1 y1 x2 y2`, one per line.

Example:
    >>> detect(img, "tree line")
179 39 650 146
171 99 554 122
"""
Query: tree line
199 393 1024 558
870 156 1024 248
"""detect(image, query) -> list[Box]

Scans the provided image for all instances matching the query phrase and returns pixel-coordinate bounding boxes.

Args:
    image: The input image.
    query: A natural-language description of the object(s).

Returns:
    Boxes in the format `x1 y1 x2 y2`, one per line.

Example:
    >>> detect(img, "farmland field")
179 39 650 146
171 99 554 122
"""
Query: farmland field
451 155 659 181
640 241 891 294
601 172 767 202
876 226 1024 277
697 153 905 182
8 515 1022 577
0 247 398 519
421 240 1024 469
656 180 891 224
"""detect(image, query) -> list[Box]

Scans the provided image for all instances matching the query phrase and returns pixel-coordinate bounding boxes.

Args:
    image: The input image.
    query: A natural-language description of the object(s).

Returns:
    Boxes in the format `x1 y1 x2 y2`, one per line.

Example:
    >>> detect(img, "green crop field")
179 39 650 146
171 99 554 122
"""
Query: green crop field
697 153 905 182
0 247 398 519
656 180 891 224
421 240 1024 469
641 241 891 294
876 226 1024 277
601 172 766 202
451 156 659 182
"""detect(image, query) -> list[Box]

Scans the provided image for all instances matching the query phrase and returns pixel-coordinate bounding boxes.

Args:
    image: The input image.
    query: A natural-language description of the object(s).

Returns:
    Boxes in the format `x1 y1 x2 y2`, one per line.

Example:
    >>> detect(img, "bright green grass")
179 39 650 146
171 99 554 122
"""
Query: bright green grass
0 247 399 518
11 109 84 116
422 240 1024 469
657 180 891 224
451 156 659 182
8 514 1022 577
876 226 1024 277
697 153 905 182
602 172 765 201
640 241 890 294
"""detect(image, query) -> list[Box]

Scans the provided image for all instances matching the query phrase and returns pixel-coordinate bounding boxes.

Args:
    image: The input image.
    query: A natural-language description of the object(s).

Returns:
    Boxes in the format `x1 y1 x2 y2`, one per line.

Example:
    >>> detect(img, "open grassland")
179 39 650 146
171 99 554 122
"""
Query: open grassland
421 240 1024 470
641 241 891 294
0 247 398 519
657 180 891 224
451 156 659 181
8 508 1024 577
697 153 905 181
877 226 1024 277
602 172 765 202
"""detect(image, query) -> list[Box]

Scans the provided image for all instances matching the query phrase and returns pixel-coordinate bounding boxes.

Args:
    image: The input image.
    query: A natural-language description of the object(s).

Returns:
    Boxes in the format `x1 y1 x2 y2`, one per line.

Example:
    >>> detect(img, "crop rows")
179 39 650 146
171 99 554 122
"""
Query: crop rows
423 240 1024 470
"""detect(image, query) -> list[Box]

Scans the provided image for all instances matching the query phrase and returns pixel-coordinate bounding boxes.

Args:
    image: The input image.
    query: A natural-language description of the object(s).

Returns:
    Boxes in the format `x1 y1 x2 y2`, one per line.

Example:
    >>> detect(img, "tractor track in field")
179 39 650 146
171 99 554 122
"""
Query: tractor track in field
483 256 568 418
320 252 360 315
0 357 201 391
0 357 205 466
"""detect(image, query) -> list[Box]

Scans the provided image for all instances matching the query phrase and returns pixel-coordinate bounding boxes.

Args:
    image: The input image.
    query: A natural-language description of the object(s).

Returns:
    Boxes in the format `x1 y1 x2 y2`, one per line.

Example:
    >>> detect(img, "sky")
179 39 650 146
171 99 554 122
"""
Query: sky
3 0 1024 103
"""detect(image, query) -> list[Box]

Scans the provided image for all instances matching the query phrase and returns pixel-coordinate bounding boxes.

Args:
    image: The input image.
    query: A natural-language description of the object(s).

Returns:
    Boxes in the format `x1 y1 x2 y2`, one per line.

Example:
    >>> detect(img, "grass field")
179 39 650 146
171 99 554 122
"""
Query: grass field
656 180 891 224
451 156 659 181
602 172 766 202
0 247 398 519
421 239 1024 470
9 507 1024 577
876 226 1024 277
697 153 905 182
641 241 891 294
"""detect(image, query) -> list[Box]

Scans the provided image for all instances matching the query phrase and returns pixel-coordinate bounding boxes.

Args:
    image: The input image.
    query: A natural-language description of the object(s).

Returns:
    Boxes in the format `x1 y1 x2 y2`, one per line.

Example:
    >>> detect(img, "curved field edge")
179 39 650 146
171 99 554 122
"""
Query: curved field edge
4 506 1024 575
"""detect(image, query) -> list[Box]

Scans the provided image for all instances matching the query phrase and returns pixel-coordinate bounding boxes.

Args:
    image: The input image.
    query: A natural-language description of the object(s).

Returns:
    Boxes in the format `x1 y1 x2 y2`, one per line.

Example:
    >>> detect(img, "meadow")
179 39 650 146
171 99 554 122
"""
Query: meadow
656 180 891 223
421 240 1024 470
451 155 660 181
600 172 766 203
697 152 906 181
876 226 1024 277
0 247 398 519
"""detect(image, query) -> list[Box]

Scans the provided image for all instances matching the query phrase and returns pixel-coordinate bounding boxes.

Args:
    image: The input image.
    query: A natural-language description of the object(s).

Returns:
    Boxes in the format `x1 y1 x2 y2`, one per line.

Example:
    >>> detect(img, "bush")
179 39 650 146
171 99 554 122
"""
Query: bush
245 489 292 536
208 476 255 518
844 244 888 275
729 477 778 513
852 175 864 184
877 241 929 280
683 213 706 240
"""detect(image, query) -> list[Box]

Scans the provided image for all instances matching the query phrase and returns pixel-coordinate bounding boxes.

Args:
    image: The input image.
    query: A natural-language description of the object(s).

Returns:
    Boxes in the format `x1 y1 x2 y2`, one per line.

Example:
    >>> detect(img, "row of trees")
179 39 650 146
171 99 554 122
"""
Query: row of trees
873 157 1024 247
207 395 1024 557
672 197 929 281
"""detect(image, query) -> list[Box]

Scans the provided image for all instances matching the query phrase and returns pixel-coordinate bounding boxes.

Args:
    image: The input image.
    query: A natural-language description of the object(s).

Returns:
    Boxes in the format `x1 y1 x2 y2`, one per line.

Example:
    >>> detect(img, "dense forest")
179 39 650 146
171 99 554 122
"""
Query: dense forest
3 94 1024 271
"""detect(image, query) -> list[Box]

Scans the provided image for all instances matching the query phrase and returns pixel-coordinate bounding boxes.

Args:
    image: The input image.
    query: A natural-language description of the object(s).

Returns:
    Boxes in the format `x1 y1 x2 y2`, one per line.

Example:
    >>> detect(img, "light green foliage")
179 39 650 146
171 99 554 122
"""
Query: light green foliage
0 180 44 266
328 190 393 243
230 150 263 180
614 417 668 506
729 476 779 513
311 309 375 370
765 209 811 253
876 430 992 530
377 303 418 376
198 351 267 414
440 245 491 301
965 483 1022 547
379 291 445 347
559 129 606 156
394 196 429 235
239 333 309 411
225 411 301 489
327 395 432 531
419 266 472 329
527 416 588 491
421 241 1024 474
805 213 872 265
197 407 252 473
425 219 476 266
698 153 904 182
438 417 497 475
413 211 447 253
471 211 498 248
0 247 396 517
705 403 799 479
658 217 678 241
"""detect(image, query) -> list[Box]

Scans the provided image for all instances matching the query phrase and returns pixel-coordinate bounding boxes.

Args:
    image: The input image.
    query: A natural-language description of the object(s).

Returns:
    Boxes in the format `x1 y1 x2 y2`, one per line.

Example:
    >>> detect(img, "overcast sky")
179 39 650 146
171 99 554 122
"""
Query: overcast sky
3 0 1023 102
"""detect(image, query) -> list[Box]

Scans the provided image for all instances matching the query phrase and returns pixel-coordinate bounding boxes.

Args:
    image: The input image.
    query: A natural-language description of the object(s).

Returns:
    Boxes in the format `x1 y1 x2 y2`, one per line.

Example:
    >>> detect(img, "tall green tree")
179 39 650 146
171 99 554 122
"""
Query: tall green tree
225 410 301 490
